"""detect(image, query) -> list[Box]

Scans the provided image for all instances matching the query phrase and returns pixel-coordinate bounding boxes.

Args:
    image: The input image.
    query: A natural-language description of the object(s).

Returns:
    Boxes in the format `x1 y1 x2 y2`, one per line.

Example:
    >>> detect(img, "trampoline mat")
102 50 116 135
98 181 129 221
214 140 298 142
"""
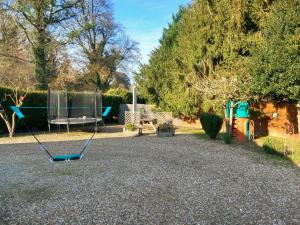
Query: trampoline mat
48 118 102 125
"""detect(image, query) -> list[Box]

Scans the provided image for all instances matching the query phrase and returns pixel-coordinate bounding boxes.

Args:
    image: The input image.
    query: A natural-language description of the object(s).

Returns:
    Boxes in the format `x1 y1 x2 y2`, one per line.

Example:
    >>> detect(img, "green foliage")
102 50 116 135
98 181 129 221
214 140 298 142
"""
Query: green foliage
158 123 172 132
102 94 127 123
223 133 232 144
248 0 300 102
135 0 259 116
105 88 132 102
263 138 285 157
136 0 299 118
201 100 224 117
258 136 300 166
199 112 223 140
134 6 199 117
124 123 136 131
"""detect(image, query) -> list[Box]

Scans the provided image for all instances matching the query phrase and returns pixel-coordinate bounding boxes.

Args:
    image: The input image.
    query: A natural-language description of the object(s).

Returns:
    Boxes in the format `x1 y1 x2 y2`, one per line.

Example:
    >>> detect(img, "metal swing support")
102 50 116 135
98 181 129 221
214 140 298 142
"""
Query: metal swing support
10 106 96 162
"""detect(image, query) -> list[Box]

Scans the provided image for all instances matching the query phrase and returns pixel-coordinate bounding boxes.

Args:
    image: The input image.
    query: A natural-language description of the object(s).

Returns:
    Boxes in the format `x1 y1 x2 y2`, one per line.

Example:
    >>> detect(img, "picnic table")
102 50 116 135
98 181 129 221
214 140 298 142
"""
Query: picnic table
140 118 157 131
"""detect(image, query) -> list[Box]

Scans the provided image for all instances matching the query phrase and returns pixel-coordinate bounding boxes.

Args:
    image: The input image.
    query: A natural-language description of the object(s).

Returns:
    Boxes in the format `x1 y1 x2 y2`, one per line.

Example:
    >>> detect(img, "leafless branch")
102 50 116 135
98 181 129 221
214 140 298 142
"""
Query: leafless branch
0 53 33 63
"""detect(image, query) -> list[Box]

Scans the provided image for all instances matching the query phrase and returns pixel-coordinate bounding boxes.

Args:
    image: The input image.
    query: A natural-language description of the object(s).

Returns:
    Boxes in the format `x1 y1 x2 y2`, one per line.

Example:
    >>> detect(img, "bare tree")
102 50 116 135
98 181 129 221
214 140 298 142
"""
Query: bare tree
0 65 33 138
50 55 80 89
0 7 35 137
68 0 139 89
188 69 251 115
110 72 131 89
0 76 30 138
2 0 81 89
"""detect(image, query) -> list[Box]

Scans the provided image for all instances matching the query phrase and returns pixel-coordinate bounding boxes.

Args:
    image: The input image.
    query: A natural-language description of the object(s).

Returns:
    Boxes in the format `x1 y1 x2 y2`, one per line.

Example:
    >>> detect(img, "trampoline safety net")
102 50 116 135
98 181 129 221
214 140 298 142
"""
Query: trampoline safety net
48 90 68 120
47 89 102 125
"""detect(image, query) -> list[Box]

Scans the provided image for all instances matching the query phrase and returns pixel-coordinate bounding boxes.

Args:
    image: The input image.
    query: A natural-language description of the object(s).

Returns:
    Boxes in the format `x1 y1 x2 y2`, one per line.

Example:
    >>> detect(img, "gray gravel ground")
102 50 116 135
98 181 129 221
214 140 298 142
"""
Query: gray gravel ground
1 133 300 225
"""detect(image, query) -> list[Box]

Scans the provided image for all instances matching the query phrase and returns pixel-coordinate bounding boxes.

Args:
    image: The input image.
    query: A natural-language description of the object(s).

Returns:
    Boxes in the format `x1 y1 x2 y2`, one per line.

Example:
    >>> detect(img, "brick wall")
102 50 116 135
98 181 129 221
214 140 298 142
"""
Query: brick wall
250 102 299 138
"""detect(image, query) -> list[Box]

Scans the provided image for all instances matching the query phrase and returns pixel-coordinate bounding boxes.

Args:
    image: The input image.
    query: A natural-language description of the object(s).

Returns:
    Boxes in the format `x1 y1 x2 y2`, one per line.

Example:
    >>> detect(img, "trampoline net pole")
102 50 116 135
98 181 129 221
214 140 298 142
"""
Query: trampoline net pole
48 88 68 122
47 88 50 119
57 91 60 118
94 91 97 119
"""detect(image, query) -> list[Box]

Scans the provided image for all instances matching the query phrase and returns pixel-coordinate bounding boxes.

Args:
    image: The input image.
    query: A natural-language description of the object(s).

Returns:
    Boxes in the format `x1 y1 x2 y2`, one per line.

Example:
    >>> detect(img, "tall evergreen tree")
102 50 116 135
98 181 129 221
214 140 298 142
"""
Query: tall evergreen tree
248 0 300 102
136 0 292 117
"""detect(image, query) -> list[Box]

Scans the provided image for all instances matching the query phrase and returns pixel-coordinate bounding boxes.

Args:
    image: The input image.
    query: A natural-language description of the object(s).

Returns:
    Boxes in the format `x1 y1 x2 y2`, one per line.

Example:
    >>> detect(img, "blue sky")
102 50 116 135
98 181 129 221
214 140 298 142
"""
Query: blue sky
114 0 191 64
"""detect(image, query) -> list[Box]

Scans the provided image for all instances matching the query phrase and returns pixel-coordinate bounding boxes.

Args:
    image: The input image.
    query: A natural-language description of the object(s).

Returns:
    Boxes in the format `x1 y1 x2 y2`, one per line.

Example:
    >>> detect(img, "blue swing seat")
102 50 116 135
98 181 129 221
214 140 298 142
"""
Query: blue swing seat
102 106 111 117
52 154 81 161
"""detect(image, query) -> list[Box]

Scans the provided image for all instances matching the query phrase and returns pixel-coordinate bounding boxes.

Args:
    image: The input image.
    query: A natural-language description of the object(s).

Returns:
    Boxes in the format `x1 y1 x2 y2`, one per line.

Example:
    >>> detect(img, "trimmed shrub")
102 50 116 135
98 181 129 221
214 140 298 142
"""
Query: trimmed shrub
199 112 223 139
263 138 285 157
223 133 232 144
105 88 132 102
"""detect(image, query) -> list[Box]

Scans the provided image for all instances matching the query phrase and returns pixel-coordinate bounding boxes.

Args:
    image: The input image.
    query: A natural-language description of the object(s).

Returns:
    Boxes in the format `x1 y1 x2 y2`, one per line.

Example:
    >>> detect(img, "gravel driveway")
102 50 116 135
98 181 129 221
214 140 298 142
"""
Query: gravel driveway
1 134 300 224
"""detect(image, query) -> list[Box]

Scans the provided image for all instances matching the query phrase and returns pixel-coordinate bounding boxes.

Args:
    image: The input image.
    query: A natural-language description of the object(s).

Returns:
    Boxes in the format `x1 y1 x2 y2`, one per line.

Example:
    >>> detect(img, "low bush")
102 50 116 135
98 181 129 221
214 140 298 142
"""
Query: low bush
124 123 136 131
223 133 232 144
199 112 223 140
158 123 172 132
263 138 285 157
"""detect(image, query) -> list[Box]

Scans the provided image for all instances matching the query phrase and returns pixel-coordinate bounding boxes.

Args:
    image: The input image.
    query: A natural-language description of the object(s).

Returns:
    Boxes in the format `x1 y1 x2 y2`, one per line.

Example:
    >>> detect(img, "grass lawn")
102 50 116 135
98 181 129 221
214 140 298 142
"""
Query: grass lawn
255 136 300 167
177 127 300 167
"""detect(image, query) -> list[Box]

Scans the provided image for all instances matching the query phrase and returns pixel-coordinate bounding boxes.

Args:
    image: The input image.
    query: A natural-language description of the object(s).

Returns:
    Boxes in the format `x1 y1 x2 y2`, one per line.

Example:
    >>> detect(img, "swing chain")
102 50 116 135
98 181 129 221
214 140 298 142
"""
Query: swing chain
0 103 5 114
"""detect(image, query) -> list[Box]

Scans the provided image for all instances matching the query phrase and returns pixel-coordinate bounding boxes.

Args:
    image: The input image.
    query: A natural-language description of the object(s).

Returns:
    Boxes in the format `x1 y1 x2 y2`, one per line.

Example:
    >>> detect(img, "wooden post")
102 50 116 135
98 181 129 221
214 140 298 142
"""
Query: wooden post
57 90 60 119
132 85 137 113
297 103 300 139
223 103 228 133
229 101 234 136
132 85 138 125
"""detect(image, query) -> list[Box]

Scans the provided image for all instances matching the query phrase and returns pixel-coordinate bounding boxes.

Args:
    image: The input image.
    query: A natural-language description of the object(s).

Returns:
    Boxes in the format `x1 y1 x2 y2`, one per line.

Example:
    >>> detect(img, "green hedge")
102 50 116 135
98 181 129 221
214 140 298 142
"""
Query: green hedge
199 112 223 140
0 87 139 134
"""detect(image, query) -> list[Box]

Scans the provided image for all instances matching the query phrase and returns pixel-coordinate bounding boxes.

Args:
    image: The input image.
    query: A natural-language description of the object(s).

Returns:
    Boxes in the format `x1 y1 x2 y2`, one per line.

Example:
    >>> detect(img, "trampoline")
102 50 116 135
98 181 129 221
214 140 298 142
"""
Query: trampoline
47 89 102 132
48 118 102 125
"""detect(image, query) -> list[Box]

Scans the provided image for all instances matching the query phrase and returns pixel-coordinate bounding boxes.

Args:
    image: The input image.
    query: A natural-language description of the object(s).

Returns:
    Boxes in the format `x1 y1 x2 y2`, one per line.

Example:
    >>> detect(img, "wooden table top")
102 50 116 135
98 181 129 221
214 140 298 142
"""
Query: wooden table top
140 118 155 122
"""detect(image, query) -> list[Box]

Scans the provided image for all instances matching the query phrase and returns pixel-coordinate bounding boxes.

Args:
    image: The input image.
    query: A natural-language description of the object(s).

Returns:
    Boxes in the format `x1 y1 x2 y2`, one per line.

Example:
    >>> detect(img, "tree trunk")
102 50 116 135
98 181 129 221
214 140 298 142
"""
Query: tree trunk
224 105 229 133
0 112 13 138
229 102 234 136
10 112 16 138
88 60 103 89
34 31 48 90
